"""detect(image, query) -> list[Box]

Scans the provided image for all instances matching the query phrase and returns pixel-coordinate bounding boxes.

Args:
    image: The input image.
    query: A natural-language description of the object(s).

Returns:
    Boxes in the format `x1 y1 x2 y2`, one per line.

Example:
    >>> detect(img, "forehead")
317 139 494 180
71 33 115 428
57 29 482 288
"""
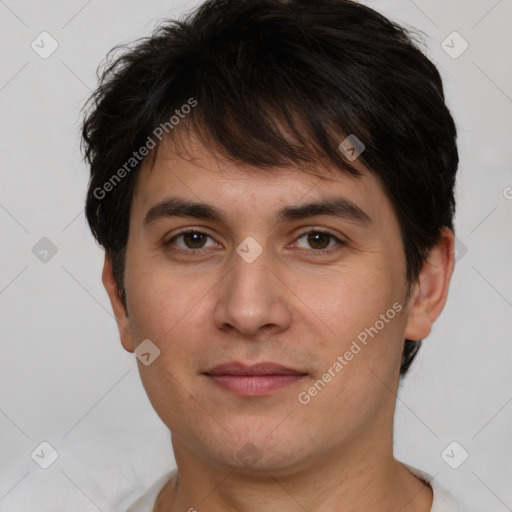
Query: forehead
132 133 389 219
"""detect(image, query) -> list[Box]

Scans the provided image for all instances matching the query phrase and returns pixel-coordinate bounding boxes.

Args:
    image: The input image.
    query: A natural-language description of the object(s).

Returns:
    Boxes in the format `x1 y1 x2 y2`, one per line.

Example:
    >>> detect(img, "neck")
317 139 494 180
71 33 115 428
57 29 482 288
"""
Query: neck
155 432 432 512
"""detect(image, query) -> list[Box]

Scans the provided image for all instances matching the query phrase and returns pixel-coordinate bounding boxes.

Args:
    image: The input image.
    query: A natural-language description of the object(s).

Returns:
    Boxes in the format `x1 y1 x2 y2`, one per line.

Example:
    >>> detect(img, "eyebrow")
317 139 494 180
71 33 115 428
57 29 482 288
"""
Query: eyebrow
143 196 372 228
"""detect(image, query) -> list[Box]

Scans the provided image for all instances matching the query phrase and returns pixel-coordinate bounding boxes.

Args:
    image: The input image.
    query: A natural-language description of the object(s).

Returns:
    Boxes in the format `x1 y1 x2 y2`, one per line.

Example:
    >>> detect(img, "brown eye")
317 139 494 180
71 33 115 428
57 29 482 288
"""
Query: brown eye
295 230 342 252
306 232 331 250
166 231 217 251
181 232 208 249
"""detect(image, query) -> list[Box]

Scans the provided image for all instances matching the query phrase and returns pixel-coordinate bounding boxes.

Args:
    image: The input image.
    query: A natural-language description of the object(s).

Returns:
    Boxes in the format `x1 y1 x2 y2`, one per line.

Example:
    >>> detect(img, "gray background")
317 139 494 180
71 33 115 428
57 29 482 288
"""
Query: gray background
0 0 511 510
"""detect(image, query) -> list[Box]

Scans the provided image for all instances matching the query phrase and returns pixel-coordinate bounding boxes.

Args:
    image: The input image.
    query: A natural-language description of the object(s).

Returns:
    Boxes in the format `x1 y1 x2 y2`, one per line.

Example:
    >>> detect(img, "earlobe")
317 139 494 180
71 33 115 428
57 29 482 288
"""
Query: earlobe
404 227 455 342
102 253 135 353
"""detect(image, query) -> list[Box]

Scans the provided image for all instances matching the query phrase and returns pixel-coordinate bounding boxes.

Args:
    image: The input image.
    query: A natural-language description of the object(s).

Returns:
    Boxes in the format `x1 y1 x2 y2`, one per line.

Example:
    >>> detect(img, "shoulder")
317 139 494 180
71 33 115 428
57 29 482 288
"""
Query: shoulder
125 469 177 512
403 463 460 512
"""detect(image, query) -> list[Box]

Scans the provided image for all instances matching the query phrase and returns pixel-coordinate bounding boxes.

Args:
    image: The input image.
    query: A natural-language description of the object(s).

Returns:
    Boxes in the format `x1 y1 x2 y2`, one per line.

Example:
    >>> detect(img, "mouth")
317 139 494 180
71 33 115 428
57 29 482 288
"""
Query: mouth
203 362 308 397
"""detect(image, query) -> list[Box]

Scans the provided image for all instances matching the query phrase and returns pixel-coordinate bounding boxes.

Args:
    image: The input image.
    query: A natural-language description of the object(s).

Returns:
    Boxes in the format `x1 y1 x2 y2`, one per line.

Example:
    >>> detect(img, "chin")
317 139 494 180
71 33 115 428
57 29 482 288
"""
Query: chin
209 429 309 475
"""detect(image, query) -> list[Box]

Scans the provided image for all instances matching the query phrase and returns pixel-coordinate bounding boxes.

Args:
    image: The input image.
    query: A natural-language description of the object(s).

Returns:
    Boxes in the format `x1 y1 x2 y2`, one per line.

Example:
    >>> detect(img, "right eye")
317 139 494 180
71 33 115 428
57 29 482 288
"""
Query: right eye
165 230 221 253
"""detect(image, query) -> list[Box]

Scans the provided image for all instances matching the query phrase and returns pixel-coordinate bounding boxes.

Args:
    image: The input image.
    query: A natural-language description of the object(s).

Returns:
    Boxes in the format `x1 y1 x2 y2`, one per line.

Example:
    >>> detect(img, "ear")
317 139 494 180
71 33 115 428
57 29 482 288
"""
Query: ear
102 253 135 353
404 227 455 341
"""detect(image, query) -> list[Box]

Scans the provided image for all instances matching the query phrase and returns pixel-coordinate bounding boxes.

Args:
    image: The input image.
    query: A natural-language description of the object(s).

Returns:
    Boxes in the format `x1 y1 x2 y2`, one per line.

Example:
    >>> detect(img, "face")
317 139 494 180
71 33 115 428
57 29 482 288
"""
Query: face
105 133 448 475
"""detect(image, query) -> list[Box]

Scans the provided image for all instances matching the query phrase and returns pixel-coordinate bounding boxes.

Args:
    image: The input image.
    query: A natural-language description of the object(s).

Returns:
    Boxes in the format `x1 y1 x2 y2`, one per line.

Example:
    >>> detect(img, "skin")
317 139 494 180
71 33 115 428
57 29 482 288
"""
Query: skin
103 133 455 512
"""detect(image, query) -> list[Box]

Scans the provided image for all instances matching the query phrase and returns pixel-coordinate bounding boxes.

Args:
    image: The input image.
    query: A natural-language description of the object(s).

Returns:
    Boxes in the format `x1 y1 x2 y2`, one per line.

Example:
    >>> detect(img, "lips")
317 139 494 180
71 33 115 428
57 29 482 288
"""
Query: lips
203 362 307 396
204 361 305 376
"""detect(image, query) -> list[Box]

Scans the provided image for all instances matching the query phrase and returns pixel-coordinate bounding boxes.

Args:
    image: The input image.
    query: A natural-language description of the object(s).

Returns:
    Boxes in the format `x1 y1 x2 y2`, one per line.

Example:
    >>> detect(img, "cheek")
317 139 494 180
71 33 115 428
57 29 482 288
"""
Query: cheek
124 261 220 393
125 256 203 340
325 269 402 336
299 308 405 439
310 265 407 399
124 264 208 429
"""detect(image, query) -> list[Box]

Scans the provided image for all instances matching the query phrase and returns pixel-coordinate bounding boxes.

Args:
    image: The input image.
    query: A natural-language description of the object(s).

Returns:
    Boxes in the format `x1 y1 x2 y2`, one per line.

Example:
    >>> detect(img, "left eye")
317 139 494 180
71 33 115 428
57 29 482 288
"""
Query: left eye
294 231 342 251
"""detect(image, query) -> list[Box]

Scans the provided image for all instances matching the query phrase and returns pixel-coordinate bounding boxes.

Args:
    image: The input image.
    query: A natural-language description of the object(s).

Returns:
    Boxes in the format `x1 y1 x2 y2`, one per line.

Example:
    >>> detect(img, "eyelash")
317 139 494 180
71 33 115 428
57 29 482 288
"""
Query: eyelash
164 229 347 256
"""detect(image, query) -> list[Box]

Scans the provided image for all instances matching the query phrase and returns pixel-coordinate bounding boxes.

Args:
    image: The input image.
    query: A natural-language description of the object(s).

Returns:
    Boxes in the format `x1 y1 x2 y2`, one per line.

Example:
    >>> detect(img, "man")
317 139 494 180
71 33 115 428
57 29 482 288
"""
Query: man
82 0 460 510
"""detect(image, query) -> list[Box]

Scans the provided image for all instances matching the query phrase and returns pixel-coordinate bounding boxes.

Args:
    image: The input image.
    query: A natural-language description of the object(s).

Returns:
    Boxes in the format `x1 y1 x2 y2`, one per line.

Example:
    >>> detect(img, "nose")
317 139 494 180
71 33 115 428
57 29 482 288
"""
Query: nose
213 246 292 337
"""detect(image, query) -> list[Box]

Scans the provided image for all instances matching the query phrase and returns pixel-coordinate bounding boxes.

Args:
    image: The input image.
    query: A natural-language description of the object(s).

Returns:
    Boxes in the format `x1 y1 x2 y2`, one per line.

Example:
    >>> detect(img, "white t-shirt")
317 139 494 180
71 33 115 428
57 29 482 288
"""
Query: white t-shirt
126 465 459 512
